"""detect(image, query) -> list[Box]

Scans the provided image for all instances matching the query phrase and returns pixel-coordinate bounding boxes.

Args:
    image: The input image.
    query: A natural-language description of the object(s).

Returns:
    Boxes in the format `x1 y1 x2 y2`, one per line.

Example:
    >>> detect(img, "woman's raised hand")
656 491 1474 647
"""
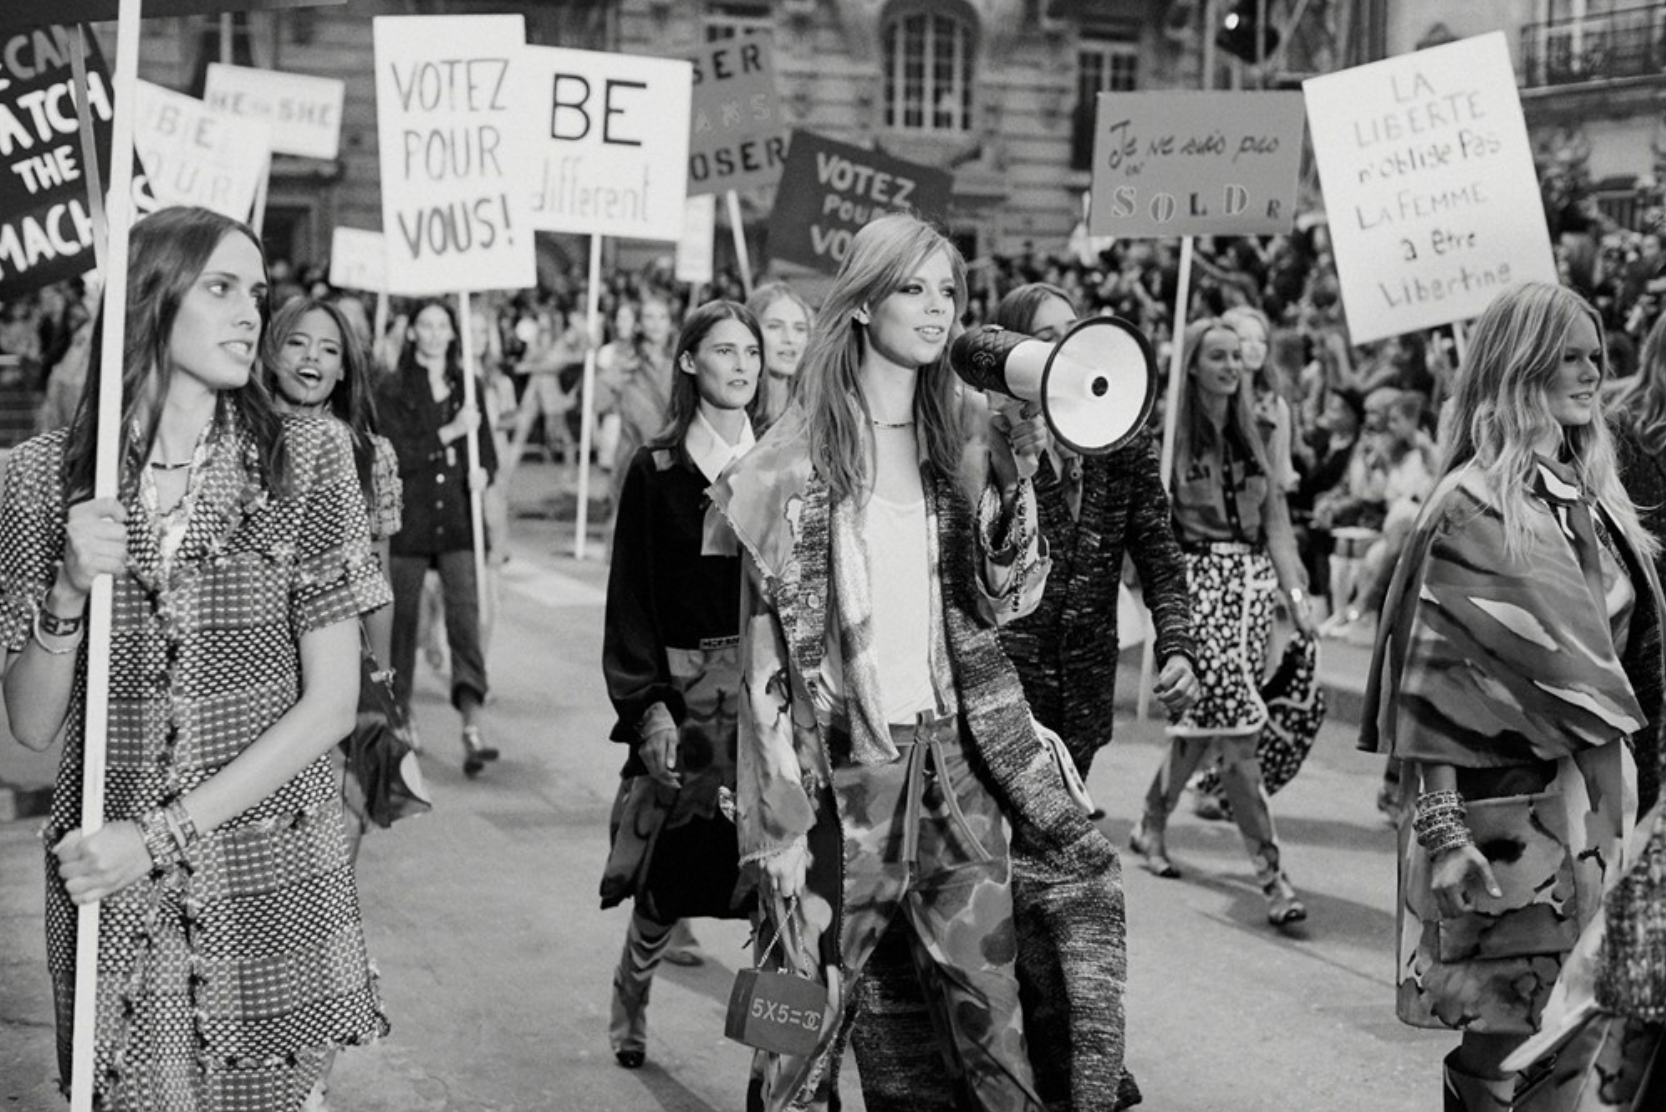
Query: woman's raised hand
60 498 129 597
988 400 1045 493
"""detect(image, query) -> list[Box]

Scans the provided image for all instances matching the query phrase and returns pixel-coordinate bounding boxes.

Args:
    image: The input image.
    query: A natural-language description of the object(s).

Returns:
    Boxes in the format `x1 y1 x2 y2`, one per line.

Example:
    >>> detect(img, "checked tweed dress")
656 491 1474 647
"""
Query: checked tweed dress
0 416 392 1110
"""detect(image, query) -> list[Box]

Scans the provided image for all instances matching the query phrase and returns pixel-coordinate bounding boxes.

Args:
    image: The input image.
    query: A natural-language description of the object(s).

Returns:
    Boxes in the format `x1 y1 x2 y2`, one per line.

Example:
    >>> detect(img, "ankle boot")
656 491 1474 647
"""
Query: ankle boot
1129 817 1181 878
1443 1050 1515 1111
461 726 499 778
1250 848 1307 926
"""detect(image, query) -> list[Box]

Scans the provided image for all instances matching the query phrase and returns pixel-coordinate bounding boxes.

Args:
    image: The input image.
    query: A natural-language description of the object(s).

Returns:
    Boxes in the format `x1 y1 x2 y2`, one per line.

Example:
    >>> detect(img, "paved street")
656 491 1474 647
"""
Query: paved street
1 461 1451 1112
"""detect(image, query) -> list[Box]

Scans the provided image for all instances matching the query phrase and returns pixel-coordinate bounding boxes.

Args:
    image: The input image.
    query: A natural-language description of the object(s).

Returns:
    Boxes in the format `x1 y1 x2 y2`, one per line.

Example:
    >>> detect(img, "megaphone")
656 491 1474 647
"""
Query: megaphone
950 317 1158 456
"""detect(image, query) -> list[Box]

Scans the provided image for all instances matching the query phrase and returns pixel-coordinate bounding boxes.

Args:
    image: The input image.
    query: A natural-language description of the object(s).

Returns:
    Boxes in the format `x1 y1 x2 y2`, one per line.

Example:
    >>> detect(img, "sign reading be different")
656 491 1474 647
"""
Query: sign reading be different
1304 31 1557 344
520 45 693 241
1087 92 1305 238
373 14 535 294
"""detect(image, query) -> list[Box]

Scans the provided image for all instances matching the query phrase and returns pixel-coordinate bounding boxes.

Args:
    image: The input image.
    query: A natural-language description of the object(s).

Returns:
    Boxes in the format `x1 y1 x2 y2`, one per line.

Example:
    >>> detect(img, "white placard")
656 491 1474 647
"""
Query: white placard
374 14 536 295
133 80 270 221
329 227 386 293
1304 32 1557 344
521 45 693 242
205 63 345 161
675 193 716 285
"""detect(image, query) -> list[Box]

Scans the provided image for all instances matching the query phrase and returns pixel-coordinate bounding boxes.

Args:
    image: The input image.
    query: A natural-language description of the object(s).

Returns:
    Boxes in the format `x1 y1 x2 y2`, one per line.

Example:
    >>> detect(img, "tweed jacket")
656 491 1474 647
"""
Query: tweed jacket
1001 431 1195 768
710 404 1136 1112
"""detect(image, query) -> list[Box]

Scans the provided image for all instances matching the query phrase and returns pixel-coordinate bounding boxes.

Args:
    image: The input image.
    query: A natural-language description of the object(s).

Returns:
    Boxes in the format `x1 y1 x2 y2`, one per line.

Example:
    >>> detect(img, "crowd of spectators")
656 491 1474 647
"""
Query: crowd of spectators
8 197 1666 649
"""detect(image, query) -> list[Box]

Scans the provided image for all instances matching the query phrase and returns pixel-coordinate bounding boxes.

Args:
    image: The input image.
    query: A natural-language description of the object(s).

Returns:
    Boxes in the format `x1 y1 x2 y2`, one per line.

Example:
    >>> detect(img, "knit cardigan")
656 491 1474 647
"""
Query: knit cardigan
711 404 1136 1112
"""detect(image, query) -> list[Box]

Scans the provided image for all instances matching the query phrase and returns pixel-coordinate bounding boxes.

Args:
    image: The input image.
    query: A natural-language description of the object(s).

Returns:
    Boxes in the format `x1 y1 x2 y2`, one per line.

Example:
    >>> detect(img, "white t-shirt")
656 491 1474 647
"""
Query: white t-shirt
865 492 936 724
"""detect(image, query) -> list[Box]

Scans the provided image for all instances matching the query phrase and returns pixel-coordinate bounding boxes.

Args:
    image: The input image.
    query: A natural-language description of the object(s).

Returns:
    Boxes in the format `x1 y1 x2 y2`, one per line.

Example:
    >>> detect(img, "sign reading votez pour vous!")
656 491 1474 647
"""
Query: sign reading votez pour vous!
374 15 535 295
1304 32 1557 344
521 45 693 242
134 80 271 221
1087 92 1305 238
768 130 952 275
0 23 112 301
205 63 345 161
0 0 344 35
687 36 786 196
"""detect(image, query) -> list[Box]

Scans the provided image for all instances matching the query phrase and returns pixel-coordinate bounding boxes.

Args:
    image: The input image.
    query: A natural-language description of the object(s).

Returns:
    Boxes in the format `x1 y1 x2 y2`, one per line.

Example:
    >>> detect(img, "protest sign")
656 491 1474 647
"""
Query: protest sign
205 63 345 160
133 80 270 220
1304 32 1557 344
329 227 386 293
374 14 535 294
0 23 111 300
1087 92 1305 238
0 0 343 34
768 130 952 275
675 193 716 285
687 36 786 195
521 44 693 242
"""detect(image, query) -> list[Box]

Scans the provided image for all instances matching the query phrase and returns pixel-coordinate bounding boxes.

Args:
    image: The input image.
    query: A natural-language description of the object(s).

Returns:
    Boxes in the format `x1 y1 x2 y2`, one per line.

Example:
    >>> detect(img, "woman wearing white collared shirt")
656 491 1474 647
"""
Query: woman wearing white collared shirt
598 300 764 1071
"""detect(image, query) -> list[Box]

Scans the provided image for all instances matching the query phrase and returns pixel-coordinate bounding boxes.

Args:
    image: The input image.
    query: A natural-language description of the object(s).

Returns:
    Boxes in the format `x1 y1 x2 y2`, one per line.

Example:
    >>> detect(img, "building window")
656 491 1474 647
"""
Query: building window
883 9 974 133
705 0 771 41
1072 22 1139 170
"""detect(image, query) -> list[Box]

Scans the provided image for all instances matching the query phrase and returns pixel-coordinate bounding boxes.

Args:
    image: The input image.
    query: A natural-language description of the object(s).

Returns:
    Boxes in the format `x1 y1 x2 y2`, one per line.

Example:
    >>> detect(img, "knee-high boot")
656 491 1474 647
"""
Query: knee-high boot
1445 1050 1516 1112
610 910 675 1068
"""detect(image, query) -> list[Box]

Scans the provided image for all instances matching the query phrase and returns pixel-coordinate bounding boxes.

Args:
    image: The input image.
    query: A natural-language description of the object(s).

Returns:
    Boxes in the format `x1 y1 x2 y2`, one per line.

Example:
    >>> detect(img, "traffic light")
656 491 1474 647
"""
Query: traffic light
1217 0 1279 64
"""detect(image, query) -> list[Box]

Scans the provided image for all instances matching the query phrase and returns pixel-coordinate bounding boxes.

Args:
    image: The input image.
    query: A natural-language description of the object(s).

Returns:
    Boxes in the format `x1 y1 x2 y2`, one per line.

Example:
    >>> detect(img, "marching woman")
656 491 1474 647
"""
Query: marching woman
711 213 1134 1111
746 282 814 434
1128 317 1316 926
1362 282 1664 1111
0 206 389 1110
991 282 1199 776
376 299 500 778
599 300 764 1070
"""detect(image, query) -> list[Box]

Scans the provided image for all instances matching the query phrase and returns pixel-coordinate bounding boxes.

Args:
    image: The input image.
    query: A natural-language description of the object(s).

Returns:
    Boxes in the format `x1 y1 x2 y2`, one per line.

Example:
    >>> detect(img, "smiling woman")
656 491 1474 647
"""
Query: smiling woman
0 206 391 1111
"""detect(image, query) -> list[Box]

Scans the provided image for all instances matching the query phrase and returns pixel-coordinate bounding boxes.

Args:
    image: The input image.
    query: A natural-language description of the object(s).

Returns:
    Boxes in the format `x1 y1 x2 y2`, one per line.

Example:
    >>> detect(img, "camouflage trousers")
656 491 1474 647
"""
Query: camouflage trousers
762 712 1043 1112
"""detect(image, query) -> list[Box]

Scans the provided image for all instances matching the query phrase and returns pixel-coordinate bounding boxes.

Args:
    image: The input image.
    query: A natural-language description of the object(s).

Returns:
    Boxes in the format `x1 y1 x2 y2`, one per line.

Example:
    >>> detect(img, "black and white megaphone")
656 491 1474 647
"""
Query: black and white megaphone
949 317 1159 456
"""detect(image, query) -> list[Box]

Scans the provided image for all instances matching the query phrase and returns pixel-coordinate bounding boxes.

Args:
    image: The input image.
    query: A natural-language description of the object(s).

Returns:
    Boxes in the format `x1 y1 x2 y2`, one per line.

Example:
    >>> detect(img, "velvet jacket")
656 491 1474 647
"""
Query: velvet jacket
710 404 1137 1112
1000 431 1195 769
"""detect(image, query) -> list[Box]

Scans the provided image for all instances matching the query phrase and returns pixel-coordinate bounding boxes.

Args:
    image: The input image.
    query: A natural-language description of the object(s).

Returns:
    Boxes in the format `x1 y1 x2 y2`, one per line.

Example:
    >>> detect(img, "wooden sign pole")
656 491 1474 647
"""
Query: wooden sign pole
573 234 603 558
726 190 752 298
457 293 488 617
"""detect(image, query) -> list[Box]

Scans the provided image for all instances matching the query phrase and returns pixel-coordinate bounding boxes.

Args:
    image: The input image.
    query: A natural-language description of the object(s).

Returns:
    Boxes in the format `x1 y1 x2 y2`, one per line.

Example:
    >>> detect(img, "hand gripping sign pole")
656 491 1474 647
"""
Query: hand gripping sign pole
1137 235 1195 722
71 3 142 1107
574 234 604 558
457 295 490 618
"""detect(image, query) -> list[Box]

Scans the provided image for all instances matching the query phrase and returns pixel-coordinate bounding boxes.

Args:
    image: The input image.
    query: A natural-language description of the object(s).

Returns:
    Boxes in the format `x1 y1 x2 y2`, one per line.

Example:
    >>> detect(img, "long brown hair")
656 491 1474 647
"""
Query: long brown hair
263 296 381 501
798 213 967 503
648 299 764 455
62 206 287 500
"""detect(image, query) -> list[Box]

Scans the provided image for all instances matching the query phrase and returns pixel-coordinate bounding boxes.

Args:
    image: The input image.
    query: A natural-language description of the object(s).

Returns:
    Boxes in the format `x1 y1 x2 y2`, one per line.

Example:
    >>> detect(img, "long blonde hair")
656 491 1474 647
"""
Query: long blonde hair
799 213 967 503
1445 281 1655 560
1173 318 1269 478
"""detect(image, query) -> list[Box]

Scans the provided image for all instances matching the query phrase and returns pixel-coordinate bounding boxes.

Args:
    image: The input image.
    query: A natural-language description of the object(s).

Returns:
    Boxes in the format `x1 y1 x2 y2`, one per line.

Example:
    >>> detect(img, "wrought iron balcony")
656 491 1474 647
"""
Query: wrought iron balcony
1520 5 1666 88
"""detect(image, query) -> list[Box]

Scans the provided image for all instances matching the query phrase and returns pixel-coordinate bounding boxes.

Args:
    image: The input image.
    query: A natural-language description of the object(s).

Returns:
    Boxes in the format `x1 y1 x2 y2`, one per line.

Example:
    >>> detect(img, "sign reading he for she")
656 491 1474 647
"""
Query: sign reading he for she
687 35 786 195
768 130 952 275
329 227 386 293
134 80 271 221
0 0 344 35
521 44 692 241
0 23 112 301
205 63 345 160
374 14 535 295
1304 32 1556 344
1087 92 1305 238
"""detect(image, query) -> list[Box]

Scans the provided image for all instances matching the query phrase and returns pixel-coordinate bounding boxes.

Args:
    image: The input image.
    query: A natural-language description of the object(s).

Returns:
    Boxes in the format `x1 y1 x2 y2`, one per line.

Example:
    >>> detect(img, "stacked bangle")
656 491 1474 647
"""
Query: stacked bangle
163 800 198 857
1413 789 1474 858
31 608 84 655
136 809 181 869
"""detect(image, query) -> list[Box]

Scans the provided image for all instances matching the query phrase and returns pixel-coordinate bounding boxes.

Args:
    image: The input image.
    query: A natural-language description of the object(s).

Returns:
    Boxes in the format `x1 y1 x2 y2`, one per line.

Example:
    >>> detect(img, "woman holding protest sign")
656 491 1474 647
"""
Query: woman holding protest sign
711 213 1135 1111
746 282 814 434
599 299 764 1071
0 205 389 1110
377 298 500 778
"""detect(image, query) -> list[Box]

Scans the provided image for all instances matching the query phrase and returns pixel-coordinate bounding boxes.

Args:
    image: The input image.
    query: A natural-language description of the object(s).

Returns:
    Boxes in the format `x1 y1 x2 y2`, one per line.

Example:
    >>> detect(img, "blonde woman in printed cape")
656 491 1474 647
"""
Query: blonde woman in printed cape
0 206 390 1111
1362 281 1665 1111
710 213 1135 1112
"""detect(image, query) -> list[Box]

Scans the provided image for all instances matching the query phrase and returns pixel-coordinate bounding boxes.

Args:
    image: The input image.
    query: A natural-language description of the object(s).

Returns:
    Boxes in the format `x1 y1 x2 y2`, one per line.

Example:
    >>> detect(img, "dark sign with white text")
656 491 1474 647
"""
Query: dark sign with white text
767 130 951 275
687 36 785 196
0 1 344 36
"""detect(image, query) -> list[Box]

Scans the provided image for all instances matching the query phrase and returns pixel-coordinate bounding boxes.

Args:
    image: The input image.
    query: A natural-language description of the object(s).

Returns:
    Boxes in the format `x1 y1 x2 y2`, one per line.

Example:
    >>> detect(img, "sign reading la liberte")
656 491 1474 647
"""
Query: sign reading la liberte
520 44 693 241
1304 31 1556 344
0 22 112 300
1087 91 1305 239
373 14 535 294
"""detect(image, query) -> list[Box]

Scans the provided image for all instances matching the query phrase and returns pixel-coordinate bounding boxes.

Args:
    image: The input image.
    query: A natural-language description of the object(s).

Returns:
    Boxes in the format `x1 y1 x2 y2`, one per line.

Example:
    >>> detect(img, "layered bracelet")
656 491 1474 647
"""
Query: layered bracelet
1412 788 1474 858
31 607 85 655
136 799 199 870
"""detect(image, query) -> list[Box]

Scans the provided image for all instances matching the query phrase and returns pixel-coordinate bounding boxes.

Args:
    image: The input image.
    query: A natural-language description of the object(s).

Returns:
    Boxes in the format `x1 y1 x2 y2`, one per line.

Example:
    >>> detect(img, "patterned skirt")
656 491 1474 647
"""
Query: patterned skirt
1395 742 1636 1033
1168 546 1276 738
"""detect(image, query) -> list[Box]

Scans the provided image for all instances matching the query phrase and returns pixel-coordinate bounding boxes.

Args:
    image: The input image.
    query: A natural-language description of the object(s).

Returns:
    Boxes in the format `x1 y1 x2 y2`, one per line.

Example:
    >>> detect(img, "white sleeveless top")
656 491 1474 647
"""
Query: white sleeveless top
865 492 937 724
